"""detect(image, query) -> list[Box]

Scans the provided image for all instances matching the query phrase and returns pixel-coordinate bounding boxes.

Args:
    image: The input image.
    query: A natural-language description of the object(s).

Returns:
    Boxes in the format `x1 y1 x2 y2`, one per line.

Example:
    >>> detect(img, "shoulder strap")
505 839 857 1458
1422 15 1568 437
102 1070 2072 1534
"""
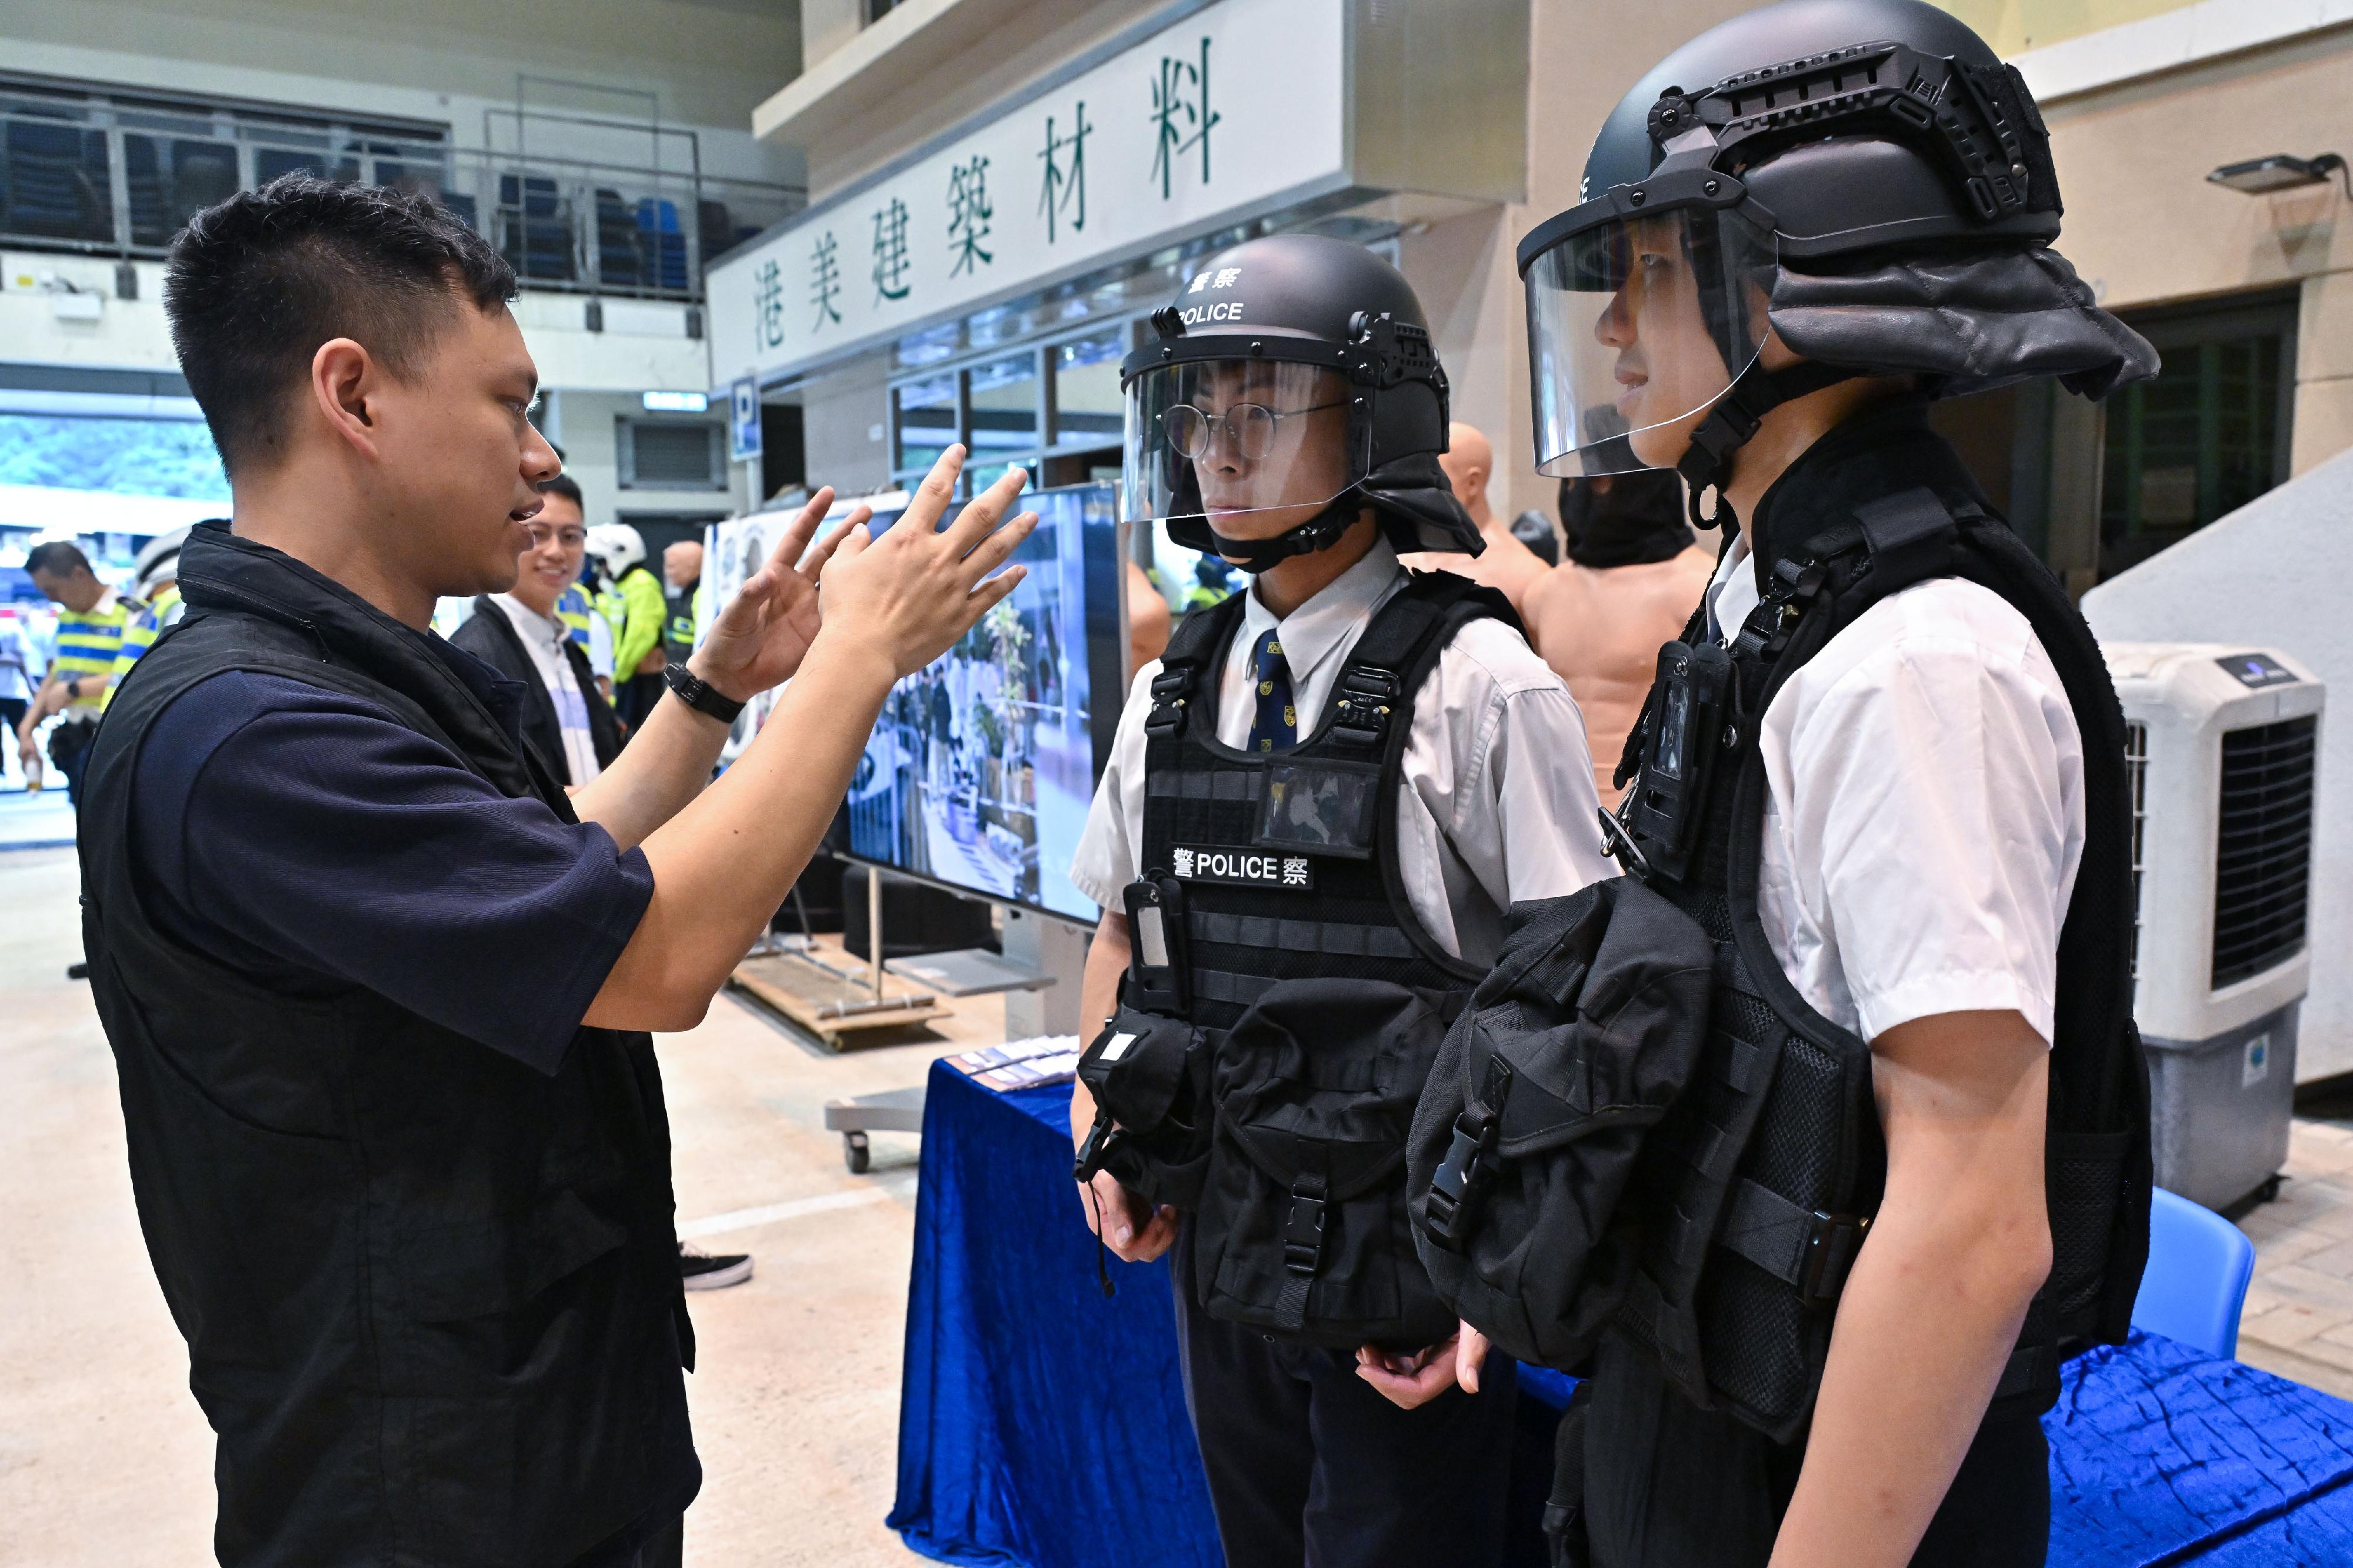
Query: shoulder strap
1325 573 1517 754
1144 591 1249 738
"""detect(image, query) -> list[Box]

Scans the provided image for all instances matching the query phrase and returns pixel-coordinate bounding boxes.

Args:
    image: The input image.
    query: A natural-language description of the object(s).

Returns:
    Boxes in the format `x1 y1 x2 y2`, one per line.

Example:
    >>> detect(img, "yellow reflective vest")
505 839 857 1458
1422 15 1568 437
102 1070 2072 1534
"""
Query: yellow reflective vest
101 582 182 712
53 590 136 714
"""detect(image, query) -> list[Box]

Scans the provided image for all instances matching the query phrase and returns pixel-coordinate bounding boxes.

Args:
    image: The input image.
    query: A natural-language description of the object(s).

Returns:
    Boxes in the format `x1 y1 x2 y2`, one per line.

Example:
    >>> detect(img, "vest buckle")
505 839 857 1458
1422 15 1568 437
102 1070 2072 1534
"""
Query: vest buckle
1144 668 1193 735
1283 1185 1328 1276
1798 1212 1872 1306
1331 667 1401 748
1424 1056 1514 1251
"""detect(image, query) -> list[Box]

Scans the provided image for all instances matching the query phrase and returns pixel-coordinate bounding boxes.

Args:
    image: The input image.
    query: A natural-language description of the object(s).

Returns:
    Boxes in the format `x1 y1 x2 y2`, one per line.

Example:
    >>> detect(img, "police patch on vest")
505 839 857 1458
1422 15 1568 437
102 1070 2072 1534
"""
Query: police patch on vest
1170 846 1314 890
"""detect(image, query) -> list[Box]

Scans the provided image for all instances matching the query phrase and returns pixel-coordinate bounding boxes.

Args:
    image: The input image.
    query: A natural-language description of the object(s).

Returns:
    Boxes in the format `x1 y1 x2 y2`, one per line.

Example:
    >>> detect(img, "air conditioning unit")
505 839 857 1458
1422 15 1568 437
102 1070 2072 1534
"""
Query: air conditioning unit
2101 642 2323 1211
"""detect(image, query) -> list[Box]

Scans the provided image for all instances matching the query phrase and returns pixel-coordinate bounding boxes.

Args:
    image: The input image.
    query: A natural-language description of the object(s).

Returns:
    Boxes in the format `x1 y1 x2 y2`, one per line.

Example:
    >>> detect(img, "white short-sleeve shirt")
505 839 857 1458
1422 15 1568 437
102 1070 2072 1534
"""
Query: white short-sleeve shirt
1707 534 2087 1045
1070 539 1615 964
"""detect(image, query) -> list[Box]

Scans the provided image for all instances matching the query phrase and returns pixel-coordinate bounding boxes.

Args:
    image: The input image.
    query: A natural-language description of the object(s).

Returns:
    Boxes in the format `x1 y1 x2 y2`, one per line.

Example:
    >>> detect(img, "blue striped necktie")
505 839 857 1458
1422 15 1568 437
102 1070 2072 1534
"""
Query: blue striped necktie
1245 628 1297 753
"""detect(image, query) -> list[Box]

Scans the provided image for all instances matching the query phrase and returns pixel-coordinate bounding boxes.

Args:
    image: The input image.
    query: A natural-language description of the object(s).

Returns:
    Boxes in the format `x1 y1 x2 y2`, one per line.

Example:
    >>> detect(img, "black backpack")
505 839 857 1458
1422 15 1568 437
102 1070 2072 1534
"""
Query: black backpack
1405 878 1715 1368
1190 978 1462 1350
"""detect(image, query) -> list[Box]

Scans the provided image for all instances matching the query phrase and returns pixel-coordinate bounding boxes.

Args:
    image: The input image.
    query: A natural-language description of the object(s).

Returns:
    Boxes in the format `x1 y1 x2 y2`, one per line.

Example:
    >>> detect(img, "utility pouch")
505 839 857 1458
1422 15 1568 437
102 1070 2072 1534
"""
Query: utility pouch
1406 878 1714 1369
1122 875 1190 1014
1193 978 1459 1351
1073 1005 1215 1210
1619 641 1731 882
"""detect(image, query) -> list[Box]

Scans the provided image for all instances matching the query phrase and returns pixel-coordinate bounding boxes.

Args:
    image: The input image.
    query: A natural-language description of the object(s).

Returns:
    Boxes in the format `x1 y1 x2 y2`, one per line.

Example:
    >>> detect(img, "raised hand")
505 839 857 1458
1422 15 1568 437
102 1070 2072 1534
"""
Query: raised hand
817 445 1038 679
690 486 865 702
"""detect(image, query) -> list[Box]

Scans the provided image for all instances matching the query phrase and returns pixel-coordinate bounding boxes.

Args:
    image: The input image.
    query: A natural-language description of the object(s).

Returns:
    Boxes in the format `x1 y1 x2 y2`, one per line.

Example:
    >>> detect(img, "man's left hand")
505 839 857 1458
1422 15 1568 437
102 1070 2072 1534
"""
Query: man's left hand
689 486 866 703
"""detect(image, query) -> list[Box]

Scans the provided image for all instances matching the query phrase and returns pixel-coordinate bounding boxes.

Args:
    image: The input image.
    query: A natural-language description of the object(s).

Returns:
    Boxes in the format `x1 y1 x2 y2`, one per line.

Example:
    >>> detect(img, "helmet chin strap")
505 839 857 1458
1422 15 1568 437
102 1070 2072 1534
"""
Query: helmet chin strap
1191 494 1367 575
1673 359 1859 533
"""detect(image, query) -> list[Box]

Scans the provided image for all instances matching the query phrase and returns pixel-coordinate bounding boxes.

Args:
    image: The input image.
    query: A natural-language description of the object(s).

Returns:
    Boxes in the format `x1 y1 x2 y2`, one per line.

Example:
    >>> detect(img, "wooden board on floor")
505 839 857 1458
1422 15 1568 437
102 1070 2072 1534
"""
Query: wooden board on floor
728 950 944 1052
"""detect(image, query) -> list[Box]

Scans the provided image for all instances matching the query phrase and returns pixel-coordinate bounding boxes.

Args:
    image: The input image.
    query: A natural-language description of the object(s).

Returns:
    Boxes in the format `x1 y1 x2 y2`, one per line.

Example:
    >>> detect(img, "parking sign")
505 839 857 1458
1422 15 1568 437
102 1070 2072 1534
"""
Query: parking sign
729 378 762 463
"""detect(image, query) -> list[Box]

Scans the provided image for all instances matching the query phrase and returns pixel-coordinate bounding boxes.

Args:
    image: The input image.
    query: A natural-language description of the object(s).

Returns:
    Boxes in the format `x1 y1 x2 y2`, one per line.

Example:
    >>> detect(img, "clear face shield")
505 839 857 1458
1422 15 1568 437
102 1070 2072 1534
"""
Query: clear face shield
1523 206 1778 476
1119 358 1368 534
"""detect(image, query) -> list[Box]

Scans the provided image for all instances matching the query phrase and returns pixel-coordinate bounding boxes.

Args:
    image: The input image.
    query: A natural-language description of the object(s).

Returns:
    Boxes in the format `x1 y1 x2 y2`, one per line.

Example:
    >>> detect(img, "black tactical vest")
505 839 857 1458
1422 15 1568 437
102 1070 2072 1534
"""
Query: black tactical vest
1085 572 1514 1346
1138 573 1508 1026
80 526 696 1566
1606 402 2150 1447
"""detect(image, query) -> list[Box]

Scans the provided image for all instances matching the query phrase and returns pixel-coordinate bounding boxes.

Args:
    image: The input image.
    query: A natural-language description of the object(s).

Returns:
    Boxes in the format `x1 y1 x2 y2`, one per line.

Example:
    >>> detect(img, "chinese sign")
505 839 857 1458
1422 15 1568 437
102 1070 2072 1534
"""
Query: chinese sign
709 0 1345 386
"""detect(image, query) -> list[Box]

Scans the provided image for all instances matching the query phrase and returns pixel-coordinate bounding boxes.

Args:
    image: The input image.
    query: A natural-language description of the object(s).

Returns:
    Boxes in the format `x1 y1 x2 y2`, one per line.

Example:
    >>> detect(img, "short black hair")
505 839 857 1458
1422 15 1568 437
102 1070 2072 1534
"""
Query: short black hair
24 542 92 579
164 174 516 477
537 473 584 508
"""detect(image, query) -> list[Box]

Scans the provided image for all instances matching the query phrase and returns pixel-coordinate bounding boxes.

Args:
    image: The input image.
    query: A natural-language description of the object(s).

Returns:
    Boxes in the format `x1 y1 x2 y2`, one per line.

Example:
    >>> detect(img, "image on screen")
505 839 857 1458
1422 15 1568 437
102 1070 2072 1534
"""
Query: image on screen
705 491 911 765
1141 524 1244 620
845 482 1122 922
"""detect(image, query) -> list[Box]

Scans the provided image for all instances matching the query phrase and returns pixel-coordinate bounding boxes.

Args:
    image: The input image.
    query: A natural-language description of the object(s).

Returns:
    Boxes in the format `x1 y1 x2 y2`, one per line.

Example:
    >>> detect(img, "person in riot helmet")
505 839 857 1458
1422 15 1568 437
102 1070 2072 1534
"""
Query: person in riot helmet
1485 4 2159 1564
1066 233 1612 1566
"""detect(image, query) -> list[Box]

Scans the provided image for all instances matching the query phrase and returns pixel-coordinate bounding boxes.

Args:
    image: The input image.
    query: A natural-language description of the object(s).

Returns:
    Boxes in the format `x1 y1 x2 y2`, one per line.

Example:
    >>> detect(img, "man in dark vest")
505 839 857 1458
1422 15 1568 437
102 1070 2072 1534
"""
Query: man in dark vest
1501 2 2158 1563
81 172 1036 1567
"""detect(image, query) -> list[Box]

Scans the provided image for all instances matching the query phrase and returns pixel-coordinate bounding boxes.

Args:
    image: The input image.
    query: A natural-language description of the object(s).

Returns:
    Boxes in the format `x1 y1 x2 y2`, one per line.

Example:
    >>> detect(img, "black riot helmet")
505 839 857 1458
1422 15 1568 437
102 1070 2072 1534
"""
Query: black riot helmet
1119 233 1481 572
1518 0 2155 527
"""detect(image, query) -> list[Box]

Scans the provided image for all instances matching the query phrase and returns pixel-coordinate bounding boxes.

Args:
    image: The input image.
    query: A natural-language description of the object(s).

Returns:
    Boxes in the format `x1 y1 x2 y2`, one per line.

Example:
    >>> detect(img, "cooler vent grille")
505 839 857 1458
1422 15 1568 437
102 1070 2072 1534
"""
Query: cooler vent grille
2212 716 2316 988
2125 721 2148 985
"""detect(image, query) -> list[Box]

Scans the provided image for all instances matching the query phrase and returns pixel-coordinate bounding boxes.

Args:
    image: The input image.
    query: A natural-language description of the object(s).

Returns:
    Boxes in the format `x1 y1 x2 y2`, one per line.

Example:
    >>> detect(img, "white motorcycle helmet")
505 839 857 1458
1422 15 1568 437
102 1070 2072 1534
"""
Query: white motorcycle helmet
585 523 648 578
133 525 194 599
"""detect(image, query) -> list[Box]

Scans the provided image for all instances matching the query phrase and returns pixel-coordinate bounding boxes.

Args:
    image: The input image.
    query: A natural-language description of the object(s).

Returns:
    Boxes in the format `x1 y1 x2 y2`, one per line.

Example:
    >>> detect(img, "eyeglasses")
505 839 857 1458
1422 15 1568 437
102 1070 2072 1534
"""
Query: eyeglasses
525 525 586 549
1164 399 1348 461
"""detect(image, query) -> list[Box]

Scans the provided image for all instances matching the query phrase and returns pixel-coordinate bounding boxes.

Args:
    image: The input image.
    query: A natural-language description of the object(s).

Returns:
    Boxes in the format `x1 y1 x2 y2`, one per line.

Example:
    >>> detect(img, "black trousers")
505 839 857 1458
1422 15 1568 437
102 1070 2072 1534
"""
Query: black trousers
1582 1332 2049 1568
1169 1245 1519 1568
48 715 96 812
0 697 25 779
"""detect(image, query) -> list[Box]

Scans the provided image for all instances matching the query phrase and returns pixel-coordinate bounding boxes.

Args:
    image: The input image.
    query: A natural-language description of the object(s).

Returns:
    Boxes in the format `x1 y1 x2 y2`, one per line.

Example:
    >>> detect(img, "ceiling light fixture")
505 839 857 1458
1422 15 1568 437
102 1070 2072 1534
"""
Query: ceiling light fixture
2206 152 2350 197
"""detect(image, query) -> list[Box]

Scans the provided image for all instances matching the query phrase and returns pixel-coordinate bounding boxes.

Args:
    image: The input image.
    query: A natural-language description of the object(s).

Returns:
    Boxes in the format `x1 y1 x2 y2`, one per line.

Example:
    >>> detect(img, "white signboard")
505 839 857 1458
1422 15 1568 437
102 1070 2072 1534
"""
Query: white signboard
708 0 1347 386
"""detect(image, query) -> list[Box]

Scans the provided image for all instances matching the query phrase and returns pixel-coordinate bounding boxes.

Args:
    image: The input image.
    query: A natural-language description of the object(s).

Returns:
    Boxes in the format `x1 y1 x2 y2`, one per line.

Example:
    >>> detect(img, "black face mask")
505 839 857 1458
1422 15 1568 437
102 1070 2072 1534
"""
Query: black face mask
1558 471 1696 569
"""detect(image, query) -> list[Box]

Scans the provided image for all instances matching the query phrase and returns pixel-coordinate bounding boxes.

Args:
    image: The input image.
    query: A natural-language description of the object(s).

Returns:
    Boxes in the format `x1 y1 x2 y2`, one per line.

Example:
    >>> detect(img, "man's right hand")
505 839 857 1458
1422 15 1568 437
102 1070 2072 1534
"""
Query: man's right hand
1077 1169 1178 1263
816 445 1036 679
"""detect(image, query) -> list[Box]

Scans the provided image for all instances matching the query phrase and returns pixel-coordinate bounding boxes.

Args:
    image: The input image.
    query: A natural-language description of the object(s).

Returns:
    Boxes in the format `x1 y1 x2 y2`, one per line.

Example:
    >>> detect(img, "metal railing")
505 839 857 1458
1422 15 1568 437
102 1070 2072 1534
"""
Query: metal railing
0 104 804 302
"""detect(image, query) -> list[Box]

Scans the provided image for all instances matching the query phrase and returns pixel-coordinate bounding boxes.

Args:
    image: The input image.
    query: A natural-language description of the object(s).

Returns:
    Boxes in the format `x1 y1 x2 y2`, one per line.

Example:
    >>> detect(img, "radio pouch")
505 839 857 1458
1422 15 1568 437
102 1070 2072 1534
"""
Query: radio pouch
1073 1005 1215 1210
1405 878 1714 1369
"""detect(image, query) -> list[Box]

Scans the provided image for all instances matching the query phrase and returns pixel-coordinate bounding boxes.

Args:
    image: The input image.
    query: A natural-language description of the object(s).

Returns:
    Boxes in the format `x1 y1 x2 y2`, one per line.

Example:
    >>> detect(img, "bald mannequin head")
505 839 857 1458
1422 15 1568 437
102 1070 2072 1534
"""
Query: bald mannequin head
1437 422 1495 529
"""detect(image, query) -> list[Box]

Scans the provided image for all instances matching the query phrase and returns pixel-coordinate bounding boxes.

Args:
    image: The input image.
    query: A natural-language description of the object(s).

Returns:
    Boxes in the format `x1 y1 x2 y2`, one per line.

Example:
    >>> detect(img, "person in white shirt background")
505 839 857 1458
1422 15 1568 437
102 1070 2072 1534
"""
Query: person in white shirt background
0 605 41 789
448 472 622 789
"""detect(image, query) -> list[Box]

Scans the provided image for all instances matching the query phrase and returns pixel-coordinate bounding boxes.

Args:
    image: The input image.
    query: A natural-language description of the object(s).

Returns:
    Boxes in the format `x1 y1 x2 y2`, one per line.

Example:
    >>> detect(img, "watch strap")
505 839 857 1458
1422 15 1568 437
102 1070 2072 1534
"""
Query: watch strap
663 663 746 725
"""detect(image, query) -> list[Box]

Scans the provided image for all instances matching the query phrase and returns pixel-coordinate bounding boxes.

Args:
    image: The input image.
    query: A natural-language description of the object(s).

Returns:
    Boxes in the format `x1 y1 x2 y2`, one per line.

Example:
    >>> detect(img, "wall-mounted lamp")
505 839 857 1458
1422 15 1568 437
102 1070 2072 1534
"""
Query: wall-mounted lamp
2207 152 2349 196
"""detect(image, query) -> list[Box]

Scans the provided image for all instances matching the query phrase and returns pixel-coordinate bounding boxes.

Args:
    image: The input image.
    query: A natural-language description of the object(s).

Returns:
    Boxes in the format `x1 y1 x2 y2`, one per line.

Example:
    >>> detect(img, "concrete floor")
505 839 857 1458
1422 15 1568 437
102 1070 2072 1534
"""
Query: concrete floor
8 836 2353 1563
0 843 1015 1566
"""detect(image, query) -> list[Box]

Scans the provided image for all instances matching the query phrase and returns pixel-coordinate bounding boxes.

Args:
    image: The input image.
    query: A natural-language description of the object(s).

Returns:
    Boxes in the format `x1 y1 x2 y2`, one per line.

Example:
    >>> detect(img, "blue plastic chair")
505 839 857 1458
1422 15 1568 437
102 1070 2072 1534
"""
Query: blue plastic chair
2129 1186 2257 1358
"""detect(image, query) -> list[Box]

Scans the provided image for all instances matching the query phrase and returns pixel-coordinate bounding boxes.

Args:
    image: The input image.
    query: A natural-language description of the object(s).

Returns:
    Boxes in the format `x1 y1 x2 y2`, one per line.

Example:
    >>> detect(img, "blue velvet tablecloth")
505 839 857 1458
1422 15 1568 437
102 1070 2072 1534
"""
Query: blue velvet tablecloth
889 1059 2353 1567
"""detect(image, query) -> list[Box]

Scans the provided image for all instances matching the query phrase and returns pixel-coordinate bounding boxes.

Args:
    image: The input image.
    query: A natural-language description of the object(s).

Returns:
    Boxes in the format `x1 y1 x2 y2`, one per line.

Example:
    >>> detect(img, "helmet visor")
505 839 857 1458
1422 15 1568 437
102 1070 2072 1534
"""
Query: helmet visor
1119 359 1367 530
1524 206 1777 476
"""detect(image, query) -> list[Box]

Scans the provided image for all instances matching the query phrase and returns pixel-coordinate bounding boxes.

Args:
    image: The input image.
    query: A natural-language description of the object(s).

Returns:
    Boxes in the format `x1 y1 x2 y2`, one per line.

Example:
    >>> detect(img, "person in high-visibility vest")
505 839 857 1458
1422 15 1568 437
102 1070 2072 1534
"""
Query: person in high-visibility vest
104 525 205 713
584 518 666 730
18 540 139 810
556 579 615 702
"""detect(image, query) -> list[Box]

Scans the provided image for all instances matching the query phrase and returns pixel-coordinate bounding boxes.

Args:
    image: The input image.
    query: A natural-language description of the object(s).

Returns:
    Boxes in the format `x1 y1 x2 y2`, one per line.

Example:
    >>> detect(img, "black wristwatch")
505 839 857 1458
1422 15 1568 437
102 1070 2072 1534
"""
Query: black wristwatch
664 663 746 725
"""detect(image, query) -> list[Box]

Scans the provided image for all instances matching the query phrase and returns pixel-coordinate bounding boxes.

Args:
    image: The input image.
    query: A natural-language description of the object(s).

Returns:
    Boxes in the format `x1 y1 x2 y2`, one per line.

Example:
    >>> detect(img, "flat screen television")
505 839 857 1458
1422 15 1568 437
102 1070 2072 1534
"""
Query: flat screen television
838 482 1124 923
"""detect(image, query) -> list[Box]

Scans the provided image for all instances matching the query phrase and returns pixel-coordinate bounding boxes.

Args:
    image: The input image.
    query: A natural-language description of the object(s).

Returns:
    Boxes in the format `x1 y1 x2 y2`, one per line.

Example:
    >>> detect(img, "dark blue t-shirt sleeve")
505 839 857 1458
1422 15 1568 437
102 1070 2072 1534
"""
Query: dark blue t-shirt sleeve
134 671 655 1073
